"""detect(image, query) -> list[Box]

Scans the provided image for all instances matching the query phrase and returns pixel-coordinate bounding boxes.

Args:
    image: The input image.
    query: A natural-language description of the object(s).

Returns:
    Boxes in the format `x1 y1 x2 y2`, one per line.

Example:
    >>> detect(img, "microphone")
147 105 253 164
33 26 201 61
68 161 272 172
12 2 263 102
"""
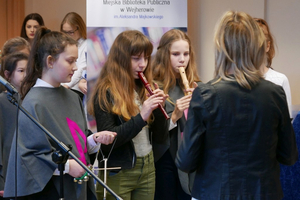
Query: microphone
0 75 19 94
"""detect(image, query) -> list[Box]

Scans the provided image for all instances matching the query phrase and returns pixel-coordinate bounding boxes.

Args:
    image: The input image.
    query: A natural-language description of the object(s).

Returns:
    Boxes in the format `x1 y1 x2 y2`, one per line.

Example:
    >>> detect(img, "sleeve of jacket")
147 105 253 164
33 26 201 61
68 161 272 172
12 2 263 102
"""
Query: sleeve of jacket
150 108 169 143
93 95 147 150
175 87 206 173
276 87 298 165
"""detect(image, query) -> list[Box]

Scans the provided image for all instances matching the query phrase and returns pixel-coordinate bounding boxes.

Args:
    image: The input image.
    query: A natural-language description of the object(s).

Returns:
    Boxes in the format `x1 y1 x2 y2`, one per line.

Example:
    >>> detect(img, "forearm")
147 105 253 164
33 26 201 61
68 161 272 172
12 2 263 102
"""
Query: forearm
94 103 146 148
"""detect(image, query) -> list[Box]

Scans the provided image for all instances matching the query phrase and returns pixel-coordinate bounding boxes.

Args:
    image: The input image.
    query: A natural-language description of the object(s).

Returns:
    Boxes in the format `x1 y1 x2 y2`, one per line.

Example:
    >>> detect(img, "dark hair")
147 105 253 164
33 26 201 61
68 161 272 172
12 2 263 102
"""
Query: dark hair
21 26 77 98
0 52 28 90
254 18 275 68
60 12 87 39
20 13 45 40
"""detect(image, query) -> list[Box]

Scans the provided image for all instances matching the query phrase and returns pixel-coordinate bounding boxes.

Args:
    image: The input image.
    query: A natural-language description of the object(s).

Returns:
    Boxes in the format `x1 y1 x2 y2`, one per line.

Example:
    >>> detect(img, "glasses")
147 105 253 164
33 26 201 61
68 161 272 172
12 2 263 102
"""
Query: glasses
62 27 78 35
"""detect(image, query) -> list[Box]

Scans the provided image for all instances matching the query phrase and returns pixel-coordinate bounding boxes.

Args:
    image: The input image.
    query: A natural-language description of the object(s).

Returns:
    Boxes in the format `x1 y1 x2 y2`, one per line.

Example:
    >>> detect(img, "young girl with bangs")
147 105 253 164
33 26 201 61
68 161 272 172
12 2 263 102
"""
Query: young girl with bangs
88 30 169 200
151 29 201 200
0 52 28 199
4 27 116 200
0 37 30 94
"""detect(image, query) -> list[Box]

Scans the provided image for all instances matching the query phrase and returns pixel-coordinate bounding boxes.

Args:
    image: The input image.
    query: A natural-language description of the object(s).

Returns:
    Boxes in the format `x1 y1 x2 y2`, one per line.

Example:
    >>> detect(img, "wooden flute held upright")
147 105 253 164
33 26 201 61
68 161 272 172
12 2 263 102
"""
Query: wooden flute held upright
178 67 191 95
137 72 170 119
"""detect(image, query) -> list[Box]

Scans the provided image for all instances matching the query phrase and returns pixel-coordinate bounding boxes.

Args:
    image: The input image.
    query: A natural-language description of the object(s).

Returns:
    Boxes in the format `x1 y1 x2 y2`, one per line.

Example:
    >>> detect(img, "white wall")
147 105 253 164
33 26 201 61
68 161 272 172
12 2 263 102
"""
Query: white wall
188 0 264 83
188 0 300 111
266 1 300 110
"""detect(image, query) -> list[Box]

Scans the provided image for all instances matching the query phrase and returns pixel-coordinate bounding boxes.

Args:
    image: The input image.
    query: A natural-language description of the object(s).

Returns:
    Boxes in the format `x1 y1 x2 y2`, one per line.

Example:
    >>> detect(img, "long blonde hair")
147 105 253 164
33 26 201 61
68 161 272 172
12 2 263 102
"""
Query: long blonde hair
88 30 153 121
152 29 200 101
214 11 266 89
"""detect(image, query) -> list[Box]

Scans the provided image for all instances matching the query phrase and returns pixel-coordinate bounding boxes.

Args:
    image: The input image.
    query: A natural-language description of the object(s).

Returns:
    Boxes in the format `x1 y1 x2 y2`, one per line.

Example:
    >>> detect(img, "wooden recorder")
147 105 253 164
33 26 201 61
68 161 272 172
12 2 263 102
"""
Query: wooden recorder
138 71 170 119
178 67 191 95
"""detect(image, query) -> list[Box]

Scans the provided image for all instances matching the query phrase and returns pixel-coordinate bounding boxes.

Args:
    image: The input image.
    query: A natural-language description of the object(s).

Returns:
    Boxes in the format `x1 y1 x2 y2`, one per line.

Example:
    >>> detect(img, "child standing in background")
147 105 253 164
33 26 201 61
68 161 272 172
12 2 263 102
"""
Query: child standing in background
151 29 201 200
0 52 28 199
0 37 30 94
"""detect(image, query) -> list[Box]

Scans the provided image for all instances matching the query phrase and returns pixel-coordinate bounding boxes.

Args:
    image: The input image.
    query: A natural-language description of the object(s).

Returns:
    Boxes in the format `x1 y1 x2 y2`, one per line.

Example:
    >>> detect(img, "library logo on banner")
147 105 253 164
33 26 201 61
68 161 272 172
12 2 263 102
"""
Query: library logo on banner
102 0 171 5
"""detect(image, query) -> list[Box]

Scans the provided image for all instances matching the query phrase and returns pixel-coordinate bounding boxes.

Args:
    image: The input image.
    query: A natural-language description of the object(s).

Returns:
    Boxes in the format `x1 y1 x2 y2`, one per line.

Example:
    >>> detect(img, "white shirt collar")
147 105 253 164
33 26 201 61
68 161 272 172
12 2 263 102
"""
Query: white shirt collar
78 38 84 47
34 78 54 88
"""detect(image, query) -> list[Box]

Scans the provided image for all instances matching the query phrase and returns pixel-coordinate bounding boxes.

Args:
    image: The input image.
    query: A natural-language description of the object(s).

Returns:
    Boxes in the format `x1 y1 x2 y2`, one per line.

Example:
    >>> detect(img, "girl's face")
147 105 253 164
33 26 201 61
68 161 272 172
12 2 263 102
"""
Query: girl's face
170 39 190 77
47 44 78 87
25 20 40 41
62 22 80 41
8 60 27 92
131 52 148 79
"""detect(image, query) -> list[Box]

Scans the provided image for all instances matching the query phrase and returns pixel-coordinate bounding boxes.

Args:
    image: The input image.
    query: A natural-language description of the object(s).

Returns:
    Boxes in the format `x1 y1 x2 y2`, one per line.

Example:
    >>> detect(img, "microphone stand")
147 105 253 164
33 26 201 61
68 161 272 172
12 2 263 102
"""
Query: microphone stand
6 92 123 200
52 144 72 200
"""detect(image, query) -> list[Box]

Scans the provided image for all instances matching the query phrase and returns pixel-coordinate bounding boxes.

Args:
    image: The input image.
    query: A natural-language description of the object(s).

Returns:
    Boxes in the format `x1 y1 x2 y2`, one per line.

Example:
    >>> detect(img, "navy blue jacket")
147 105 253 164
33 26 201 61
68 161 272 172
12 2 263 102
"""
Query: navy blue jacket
176 78 298 200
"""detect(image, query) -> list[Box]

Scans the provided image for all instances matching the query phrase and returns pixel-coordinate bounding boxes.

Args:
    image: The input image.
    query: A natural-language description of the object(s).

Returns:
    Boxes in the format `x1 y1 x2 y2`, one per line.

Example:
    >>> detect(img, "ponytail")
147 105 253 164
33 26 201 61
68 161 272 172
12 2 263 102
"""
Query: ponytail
20 26 77 98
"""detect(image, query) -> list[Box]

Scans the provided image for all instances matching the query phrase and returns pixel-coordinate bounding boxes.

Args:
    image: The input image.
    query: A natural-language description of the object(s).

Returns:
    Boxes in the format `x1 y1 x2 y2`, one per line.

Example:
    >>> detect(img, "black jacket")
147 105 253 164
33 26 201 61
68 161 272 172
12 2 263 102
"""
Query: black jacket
94 94 168 169
153 81 202 162
176 78 298 200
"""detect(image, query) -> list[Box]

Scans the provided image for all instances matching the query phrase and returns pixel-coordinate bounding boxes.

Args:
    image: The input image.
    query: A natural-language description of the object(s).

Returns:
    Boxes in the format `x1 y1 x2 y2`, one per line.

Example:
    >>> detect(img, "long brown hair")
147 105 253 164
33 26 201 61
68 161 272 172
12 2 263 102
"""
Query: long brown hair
254 18 275 68
88 30 153 121
152 29 200 103
60 12 87 40
21 26 77 98
213 11 266 90
0 52 28 91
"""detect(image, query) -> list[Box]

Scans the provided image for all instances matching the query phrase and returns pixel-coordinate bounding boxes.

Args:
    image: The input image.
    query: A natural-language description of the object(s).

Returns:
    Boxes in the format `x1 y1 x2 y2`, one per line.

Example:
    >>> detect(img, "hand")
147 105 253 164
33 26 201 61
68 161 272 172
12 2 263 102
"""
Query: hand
93 131 117 145
152 83 169 106
0 190 3 197
171 94 192 123
69 159 86 178
185 82 198 94
78 79 87 95
140 93 164 121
